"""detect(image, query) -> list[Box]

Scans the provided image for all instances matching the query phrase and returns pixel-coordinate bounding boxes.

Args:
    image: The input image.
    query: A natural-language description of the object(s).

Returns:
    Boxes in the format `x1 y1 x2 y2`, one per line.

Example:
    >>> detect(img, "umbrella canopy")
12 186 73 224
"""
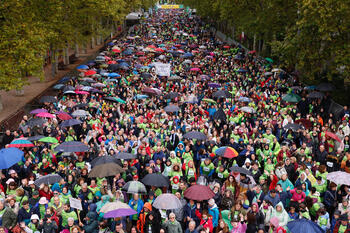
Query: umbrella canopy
77 65 89 70
238 97 251 102
89 163 124 178
123 181 147 194
34 174 63 187
60 119 83 128
55 141 89 152
25 118 45 128
8 139 34 148
287 218 324 233
27 135 45 141
230 166 253 176
153 194 182 210
295 119 313 129
104 208 137 218
104 97 126 104
284 123 303 131
116 152 137 160
38 137 58 144
36 112 55 118
307 91 325 99
57 112 72 120
325 131 341 142
184 184 215 201
90 156 121 167
30 109 48 114
100 201 132 213
213 108 226 121
240 106 256 114
134 94 148 99
202 98 217 104
143 87 162 96
39 96 57 103
141 173 170 187
316 83 335 92
164 105 180 113
212 90 230 98
215 146 238 159
282 93 301 103
0 148 24 169
164 92 179 99
327 171 350 186
183 131 207 141
208 83 221 89
71 110 90 117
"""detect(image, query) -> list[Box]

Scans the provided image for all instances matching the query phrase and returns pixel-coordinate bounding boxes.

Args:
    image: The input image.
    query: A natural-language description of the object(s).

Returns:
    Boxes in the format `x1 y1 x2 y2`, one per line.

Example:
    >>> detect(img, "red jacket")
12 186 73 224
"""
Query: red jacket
195 209 213 233
39 190 53 201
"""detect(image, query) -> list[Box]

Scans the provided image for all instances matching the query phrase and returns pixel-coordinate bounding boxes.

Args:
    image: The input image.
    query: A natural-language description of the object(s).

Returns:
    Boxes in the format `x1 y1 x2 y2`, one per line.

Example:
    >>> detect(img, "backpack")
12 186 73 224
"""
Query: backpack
276 226 287 233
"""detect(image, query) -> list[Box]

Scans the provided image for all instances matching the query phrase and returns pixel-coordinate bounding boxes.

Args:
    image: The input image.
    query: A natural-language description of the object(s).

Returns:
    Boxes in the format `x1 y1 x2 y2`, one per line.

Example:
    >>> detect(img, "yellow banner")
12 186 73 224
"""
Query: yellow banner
159 5 182 9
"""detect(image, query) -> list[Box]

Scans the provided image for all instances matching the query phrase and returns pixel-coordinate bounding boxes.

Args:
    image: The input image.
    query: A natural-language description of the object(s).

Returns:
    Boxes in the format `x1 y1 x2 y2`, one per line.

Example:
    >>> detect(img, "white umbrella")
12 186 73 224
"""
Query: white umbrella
153 194 182 210
100 201 131 213
327 171 350 186
240 106 256 114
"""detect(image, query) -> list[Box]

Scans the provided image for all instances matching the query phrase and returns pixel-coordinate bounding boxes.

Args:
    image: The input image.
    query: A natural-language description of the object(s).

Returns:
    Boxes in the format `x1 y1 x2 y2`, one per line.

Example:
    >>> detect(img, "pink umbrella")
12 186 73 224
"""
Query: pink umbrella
75 91 89 95
104 56 111 61
108 60 116 64
36 112 55 118
190 68 201 72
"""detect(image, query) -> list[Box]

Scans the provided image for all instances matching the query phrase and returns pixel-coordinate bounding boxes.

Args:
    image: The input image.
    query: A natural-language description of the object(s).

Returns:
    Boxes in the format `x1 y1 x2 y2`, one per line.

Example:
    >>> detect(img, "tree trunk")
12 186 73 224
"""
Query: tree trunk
75 43 79 57
0 95 3 112
253 34 257 51
51 50 56 78
63 46 69 65
91 37 95 49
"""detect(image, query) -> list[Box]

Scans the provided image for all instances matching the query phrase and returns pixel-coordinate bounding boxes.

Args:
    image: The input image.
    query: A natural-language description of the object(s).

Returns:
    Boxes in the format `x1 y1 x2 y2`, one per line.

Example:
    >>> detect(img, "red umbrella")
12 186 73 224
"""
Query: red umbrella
57 113 72 121
136 51 145 56
184 184 215 201
148 45 157 49
155 48 164 52
248 50 256 54
325 131 341 142
295 119 312 129
85 70 96 76
112 49 121 53
223 45 230 49
108 60 117 64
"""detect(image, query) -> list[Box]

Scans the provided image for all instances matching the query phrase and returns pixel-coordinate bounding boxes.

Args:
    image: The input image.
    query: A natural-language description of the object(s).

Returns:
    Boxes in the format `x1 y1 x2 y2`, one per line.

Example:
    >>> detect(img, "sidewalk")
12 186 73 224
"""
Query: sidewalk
0 45 105 123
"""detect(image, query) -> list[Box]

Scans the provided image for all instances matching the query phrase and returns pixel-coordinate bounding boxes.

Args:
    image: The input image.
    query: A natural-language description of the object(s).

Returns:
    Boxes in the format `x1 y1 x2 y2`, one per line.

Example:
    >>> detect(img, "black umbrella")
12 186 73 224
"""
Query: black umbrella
74 103 89 108
55 141 89 152
316 83 335 92
212 90 230 98
164 105 180 113
284 123 303 131
116 152 137 160
60 119 83 128
34 174 62 186
141 173 170 187
164 92 179 99
108 64 119 71
27 135 45 141
213 108 226 121
39 96 57 103
183 131 207 141
90 156 121 167
89 163 124 178
307 91 325 99
141 73 152 79
230 166 253 176
25 118 46 128
62 86 75 92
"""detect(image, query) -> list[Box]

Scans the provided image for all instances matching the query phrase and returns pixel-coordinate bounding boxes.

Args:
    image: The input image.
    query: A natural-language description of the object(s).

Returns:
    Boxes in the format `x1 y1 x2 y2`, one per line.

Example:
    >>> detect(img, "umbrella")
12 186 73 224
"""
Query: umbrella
53 84 65 90
153 194 182 210
202 98 217 104
265 57 274 63
57 112 72 120
107 73 121 78
90 156 120 167
295 119 313 129
316 83 335 92
0 148 24 169
38 137 58 144
104 97 126 104
27 135 45 141
282 93 301 103
77 65 89 70
208 83 221 89
237 68 247 73
184 184 215 201
134 94 148 99
213 108 226 121
230 166 253 176
212 90 230 98
34 174 63 187
190 68 200 72
30 109 48 114
55 141 89 152
284 123 303 131
327 171 350 186
100 201 132 213
264 72 273 76
168 76 182 81
116 152 137 160
8 139 34 148
71 110 90 117
123 181 147 194
36 112 55 118
164 105 180 113
215 146 238 159
143 87 161 96
325 131 341 142
287 218 324 233
104 208 137 218
89 163 124 178
238 97 251 102
240 106 256 114
141 173 170 187
307 91 325 99
85 70 97 76
39 96 57 103
183 131 207 141
25 118 45 128
164 92 179 99
60 119 82 128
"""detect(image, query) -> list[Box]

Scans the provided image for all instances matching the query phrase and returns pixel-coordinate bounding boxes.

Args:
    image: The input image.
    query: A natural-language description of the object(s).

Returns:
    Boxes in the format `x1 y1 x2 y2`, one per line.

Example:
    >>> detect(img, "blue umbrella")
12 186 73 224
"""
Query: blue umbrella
287 218 324 233
53 84 65 90
119 62 130 67
238 97 251 102
0 148 24 169
107 73 121 78
117 59 125 63
237 68 247 73
183 52 193 57
123 49 133 55
60 119 83 128
77 65 89 70
107 42 114 46
55 141 89 152
134 94 148 99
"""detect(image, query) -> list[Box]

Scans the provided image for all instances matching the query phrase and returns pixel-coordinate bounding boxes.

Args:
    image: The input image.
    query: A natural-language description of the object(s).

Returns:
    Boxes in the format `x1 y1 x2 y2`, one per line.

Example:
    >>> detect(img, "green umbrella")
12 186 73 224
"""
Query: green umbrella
282 93 301 103
116 98 126 104
265 57 274 63
202 98 217 104
39 137 58 144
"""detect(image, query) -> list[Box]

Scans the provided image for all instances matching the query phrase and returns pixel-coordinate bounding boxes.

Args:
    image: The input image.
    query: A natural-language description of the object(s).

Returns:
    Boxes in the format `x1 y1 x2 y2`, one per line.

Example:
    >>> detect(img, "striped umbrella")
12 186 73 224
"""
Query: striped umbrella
8 139 34 148
215 146 238 159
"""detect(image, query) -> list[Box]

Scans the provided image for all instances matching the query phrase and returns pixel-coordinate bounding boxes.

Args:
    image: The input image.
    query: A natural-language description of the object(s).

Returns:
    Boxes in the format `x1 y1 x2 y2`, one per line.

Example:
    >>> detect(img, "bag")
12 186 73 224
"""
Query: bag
11 224 24 233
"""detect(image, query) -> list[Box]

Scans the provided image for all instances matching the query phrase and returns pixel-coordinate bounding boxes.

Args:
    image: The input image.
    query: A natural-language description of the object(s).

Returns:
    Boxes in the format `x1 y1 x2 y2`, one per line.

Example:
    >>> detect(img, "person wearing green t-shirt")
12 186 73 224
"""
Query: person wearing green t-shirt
200 158 215 178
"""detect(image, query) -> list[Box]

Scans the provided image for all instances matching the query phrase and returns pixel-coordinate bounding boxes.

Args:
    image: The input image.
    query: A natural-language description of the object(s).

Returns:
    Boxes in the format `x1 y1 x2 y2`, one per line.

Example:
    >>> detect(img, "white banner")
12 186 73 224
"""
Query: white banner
69 197 82 210
155 63 171 76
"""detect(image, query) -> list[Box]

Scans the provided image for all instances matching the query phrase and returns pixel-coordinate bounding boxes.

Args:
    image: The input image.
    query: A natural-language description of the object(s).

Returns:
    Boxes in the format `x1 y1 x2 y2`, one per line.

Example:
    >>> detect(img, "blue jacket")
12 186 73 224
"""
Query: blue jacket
128 198 144 220
264 192 281 207
153 151 166 161
208 205 219 228
184 203 199 225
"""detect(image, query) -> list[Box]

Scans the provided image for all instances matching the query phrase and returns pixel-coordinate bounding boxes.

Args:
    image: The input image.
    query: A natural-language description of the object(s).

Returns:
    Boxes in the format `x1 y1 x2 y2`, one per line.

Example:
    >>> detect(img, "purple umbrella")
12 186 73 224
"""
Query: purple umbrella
30 109 48 114
208 83 221 88
103 208 137 218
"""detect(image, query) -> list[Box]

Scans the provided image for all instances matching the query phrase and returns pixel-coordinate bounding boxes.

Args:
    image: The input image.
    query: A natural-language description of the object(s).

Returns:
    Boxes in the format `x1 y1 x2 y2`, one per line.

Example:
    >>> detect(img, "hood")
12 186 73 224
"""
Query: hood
86 211 97 220
252 202 259 213
89 203 97 212
221 209 230 222
244 158 251 164
274 202 285 212
143 202 152 212
102 195 110 204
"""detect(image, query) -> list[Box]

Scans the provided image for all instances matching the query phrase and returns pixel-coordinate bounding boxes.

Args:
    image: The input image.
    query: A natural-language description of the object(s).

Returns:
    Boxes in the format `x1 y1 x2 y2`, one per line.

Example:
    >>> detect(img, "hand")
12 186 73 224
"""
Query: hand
20 222 26 228
79 222 84 227
196 203 201 209
40 219 44 225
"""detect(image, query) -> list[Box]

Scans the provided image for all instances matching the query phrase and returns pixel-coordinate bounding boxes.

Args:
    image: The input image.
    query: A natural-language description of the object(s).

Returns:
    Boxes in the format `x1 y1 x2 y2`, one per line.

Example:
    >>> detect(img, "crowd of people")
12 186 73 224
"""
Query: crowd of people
0 7 349 233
